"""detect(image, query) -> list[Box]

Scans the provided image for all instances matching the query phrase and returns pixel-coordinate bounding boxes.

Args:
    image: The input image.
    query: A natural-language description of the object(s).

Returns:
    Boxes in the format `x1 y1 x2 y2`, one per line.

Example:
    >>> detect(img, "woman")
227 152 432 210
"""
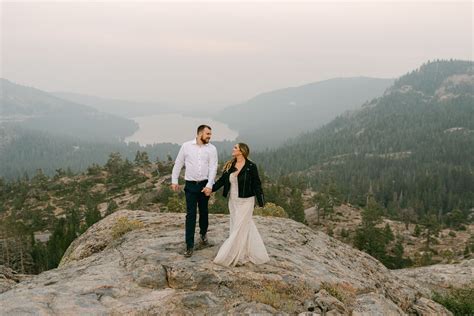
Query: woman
212 143 270 266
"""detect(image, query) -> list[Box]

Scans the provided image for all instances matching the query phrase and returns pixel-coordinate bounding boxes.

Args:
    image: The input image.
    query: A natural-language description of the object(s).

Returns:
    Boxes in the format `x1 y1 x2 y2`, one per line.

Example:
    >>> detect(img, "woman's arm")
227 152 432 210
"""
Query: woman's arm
212 172 227 192
252 164 265 207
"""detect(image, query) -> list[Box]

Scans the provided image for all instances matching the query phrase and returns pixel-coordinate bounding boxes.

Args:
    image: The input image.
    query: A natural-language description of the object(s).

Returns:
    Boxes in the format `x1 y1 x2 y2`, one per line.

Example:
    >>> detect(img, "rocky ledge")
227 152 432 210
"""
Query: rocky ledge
0 210 451 315
393 259 474 293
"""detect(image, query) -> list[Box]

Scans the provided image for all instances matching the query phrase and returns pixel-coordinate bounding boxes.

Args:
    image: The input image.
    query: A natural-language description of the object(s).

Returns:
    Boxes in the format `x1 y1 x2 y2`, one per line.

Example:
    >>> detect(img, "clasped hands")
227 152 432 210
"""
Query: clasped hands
201 187 212 197
170 184 212 197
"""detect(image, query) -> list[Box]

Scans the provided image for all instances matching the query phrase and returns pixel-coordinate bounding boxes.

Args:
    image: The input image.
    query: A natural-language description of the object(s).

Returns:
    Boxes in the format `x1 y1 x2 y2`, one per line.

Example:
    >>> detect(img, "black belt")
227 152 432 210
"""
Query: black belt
185 179 208 184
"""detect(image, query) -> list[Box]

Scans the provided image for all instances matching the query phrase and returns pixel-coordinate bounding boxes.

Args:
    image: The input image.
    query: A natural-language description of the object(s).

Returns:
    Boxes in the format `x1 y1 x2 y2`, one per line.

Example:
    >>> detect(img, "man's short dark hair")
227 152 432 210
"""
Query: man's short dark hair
197 125 211 134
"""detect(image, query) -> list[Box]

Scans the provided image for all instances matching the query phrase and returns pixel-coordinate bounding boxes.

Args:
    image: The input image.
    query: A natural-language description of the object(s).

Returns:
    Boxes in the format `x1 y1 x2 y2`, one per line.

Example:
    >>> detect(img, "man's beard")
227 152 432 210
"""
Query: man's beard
201 136 210 144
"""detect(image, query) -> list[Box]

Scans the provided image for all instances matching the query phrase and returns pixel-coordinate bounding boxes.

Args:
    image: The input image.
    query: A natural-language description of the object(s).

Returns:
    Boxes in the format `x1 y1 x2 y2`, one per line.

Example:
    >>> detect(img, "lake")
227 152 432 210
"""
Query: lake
125 114 238 145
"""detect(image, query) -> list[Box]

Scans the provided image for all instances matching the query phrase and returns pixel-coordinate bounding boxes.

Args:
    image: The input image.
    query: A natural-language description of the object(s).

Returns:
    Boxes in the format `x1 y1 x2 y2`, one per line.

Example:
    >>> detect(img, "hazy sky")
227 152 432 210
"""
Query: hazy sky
1 1 472 108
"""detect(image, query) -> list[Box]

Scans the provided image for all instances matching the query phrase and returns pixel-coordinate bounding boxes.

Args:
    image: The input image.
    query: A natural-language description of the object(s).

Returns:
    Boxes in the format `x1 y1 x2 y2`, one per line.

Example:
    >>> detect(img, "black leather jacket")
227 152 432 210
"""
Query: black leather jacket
212 159 265 207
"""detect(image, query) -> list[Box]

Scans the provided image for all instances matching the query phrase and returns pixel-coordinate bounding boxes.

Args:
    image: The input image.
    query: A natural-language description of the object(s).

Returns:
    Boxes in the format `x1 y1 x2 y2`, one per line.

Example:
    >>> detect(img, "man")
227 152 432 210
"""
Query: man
171 125 218 257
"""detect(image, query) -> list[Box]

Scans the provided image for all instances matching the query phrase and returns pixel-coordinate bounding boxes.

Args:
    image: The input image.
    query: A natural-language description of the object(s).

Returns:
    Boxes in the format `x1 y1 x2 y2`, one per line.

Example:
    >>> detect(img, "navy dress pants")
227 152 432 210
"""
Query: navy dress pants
184 180 209 249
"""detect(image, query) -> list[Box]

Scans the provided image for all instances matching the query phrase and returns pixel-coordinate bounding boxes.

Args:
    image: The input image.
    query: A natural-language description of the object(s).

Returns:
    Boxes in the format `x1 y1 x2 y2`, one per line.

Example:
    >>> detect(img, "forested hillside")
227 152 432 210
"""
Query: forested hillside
0 125 181 180
255 60 474 226
0 124 239 180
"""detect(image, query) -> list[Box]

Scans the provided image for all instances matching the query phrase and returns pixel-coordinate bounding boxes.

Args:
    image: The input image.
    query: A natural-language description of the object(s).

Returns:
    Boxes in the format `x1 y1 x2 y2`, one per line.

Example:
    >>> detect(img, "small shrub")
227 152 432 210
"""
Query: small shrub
327 227 334 237
166 195 186 213
432 286 474 315
154 186 174 204
321 281 357 306
448 231 456 237
340 228 350 238
464 244 471 257
106 200 118 215
111 217 144 240
441 250 454 263
209 194 228 214
254 202 288 218
87 164 102 176
130 191 159 210
234 279 313 313
413 224 422 237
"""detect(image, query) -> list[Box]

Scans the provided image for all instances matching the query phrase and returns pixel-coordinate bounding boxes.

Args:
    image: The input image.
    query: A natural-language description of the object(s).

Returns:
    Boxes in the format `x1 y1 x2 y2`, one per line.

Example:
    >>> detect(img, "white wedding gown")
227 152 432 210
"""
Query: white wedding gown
213 172 270 266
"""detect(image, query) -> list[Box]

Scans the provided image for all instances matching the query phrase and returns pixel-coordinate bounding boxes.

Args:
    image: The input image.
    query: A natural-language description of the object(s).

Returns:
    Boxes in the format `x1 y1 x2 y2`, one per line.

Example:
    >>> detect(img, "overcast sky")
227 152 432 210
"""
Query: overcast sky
1 1 472 108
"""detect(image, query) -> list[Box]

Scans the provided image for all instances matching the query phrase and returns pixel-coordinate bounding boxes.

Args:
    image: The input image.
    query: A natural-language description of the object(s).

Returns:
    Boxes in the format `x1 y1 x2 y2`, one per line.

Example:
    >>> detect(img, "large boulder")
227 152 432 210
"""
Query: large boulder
0 210 450 315
393 259 474 293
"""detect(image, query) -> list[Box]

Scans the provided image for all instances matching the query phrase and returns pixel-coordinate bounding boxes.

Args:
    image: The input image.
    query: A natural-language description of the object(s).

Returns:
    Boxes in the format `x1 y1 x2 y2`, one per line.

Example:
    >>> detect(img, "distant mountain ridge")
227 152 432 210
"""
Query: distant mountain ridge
51 91 175 118
215 77 394 148
1 78 93 116
0 79 138 142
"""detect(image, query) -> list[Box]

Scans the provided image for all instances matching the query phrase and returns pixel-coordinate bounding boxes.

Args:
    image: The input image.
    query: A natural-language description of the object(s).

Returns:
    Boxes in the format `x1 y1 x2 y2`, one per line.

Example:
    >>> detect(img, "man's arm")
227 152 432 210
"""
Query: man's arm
202 146 218 196
171 144 185 189
205 146 218 189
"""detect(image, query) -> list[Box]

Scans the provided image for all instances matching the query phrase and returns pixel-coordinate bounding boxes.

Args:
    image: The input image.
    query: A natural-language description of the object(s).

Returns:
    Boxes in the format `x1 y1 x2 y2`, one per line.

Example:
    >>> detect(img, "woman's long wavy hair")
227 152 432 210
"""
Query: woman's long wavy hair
223 143 250 172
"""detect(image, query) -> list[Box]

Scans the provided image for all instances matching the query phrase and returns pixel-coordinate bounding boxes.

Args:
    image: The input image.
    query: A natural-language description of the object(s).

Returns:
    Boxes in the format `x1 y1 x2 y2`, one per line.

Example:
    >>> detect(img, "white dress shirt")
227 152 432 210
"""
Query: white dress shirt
171 138 218 189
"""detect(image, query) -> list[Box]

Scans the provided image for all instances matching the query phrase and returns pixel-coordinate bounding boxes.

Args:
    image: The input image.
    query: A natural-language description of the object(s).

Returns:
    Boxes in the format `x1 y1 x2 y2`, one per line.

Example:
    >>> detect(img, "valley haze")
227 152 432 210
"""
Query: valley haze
0 1 472 314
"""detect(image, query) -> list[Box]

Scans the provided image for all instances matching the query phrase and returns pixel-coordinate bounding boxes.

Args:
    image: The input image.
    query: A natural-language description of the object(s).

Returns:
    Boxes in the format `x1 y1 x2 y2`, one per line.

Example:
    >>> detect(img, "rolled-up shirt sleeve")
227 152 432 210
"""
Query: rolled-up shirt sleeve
206 146 218 189
171 144 185 185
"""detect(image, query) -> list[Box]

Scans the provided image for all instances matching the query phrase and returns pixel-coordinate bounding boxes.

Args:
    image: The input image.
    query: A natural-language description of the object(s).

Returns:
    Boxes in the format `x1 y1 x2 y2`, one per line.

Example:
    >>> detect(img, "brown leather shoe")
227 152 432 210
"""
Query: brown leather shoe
200 234 209 246
184 248 193 258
